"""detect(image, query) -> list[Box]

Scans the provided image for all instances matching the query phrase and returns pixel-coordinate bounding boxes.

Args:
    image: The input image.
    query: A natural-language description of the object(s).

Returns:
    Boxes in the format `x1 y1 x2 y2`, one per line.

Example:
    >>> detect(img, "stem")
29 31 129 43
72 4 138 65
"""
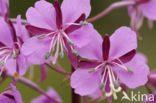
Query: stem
10 18 28 25
7 74 60 103
87 1 136 22
45 63 71 77
71 66 81 103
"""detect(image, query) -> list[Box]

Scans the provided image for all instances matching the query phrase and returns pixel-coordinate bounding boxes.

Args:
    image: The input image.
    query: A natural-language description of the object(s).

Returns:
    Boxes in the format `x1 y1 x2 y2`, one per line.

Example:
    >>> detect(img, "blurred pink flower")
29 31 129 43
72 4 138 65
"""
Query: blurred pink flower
31 88 62 103
21 0 101 67
125 0 156 30
0 15 30 76
0 84 23 103
71 27 149 101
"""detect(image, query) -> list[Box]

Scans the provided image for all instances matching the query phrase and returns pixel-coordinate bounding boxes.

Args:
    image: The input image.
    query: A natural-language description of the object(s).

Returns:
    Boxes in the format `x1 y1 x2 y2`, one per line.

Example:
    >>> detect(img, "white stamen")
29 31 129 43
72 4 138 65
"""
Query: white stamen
49 35 57 54
65 23 81 26
52 34 60 64
62 32 73 45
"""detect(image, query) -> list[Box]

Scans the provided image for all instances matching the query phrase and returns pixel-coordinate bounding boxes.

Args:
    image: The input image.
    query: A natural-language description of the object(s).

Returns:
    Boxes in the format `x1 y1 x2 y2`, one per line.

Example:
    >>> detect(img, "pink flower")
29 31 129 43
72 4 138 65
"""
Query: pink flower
0 84 23 103
0 15 30 76
125 0 156 30
21 0 100 66
31 88 62 103
71 27 149 101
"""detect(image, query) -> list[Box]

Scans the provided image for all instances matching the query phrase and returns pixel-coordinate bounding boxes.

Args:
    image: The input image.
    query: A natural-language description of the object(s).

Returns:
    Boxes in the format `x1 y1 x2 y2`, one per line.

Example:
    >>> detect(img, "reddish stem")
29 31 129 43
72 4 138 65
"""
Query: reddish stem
87 1 135 22
45 63 71 77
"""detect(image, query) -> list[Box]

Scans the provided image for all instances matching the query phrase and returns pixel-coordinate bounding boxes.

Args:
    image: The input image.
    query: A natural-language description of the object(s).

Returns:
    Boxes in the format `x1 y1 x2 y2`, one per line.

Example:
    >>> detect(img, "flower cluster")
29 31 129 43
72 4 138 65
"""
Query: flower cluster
0 0 155 103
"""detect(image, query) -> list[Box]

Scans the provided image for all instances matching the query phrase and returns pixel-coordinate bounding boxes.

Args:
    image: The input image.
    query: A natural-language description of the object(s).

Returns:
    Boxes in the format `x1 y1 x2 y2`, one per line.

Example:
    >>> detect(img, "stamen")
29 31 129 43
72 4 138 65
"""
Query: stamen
49 35 57 54
12 50 17 59
112 62 133 73
80 21 88 25
38 31 56 39
65 23 81 26
52 34 60 64
113 92 117 100
72 49 78 56
45 52 50 59
88 63 104 73
59 36 64 58
62 32 73 45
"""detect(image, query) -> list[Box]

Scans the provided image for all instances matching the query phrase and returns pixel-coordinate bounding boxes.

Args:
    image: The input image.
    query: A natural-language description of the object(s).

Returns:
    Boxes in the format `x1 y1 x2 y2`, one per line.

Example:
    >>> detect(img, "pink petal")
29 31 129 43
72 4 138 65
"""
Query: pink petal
109 26 137 60
0 17 13 47
89 88 101 99
140 0 156 20
5 59 16 76
71 69 101 96
61 0 91 24
5 55 29 76
21 36 51 65
74 24 103 61
15 15 29 42
17 54 30 75
113 53 149 89
26 0 56 30
0 94 16 103
69 24 96 48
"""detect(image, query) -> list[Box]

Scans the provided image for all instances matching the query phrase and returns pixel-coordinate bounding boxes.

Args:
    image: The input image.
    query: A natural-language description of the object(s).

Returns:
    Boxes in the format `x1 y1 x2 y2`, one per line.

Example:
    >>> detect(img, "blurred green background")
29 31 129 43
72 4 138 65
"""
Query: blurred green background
0 0 156 103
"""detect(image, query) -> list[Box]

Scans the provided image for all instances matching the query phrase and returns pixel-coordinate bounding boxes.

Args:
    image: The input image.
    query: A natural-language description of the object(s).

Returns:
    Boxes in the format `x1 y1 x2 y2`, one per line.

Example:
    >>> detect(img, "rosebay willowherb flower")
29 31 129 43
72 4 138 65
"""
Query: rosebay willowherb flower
21 0 101 67
0 0 155 103
125 0 156 30
71 27 149 102
0 15 30 77
0 84 23 103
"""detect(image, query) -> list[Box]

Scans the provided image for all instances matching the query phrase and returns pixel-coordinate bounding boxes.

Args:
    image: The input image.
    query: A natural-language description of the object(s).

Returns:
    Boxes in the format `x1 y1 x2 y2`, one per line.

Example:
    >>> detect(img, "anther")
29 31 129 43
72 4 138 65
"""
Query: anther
44 52 50 59
127 68 134 73
72 49 78 56
88 68 95 73
80 21 88 25
59 51 64 58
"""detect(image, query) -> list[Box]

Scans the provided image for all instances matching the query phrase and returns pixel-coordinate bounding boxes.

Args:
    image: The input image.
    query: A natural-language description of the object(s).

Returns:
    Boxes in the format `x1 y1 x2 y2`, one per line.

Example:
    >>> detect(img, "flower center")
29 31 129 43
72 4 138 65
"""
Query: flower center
89 59 133 99
37 29 75 64
0 43 20 75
